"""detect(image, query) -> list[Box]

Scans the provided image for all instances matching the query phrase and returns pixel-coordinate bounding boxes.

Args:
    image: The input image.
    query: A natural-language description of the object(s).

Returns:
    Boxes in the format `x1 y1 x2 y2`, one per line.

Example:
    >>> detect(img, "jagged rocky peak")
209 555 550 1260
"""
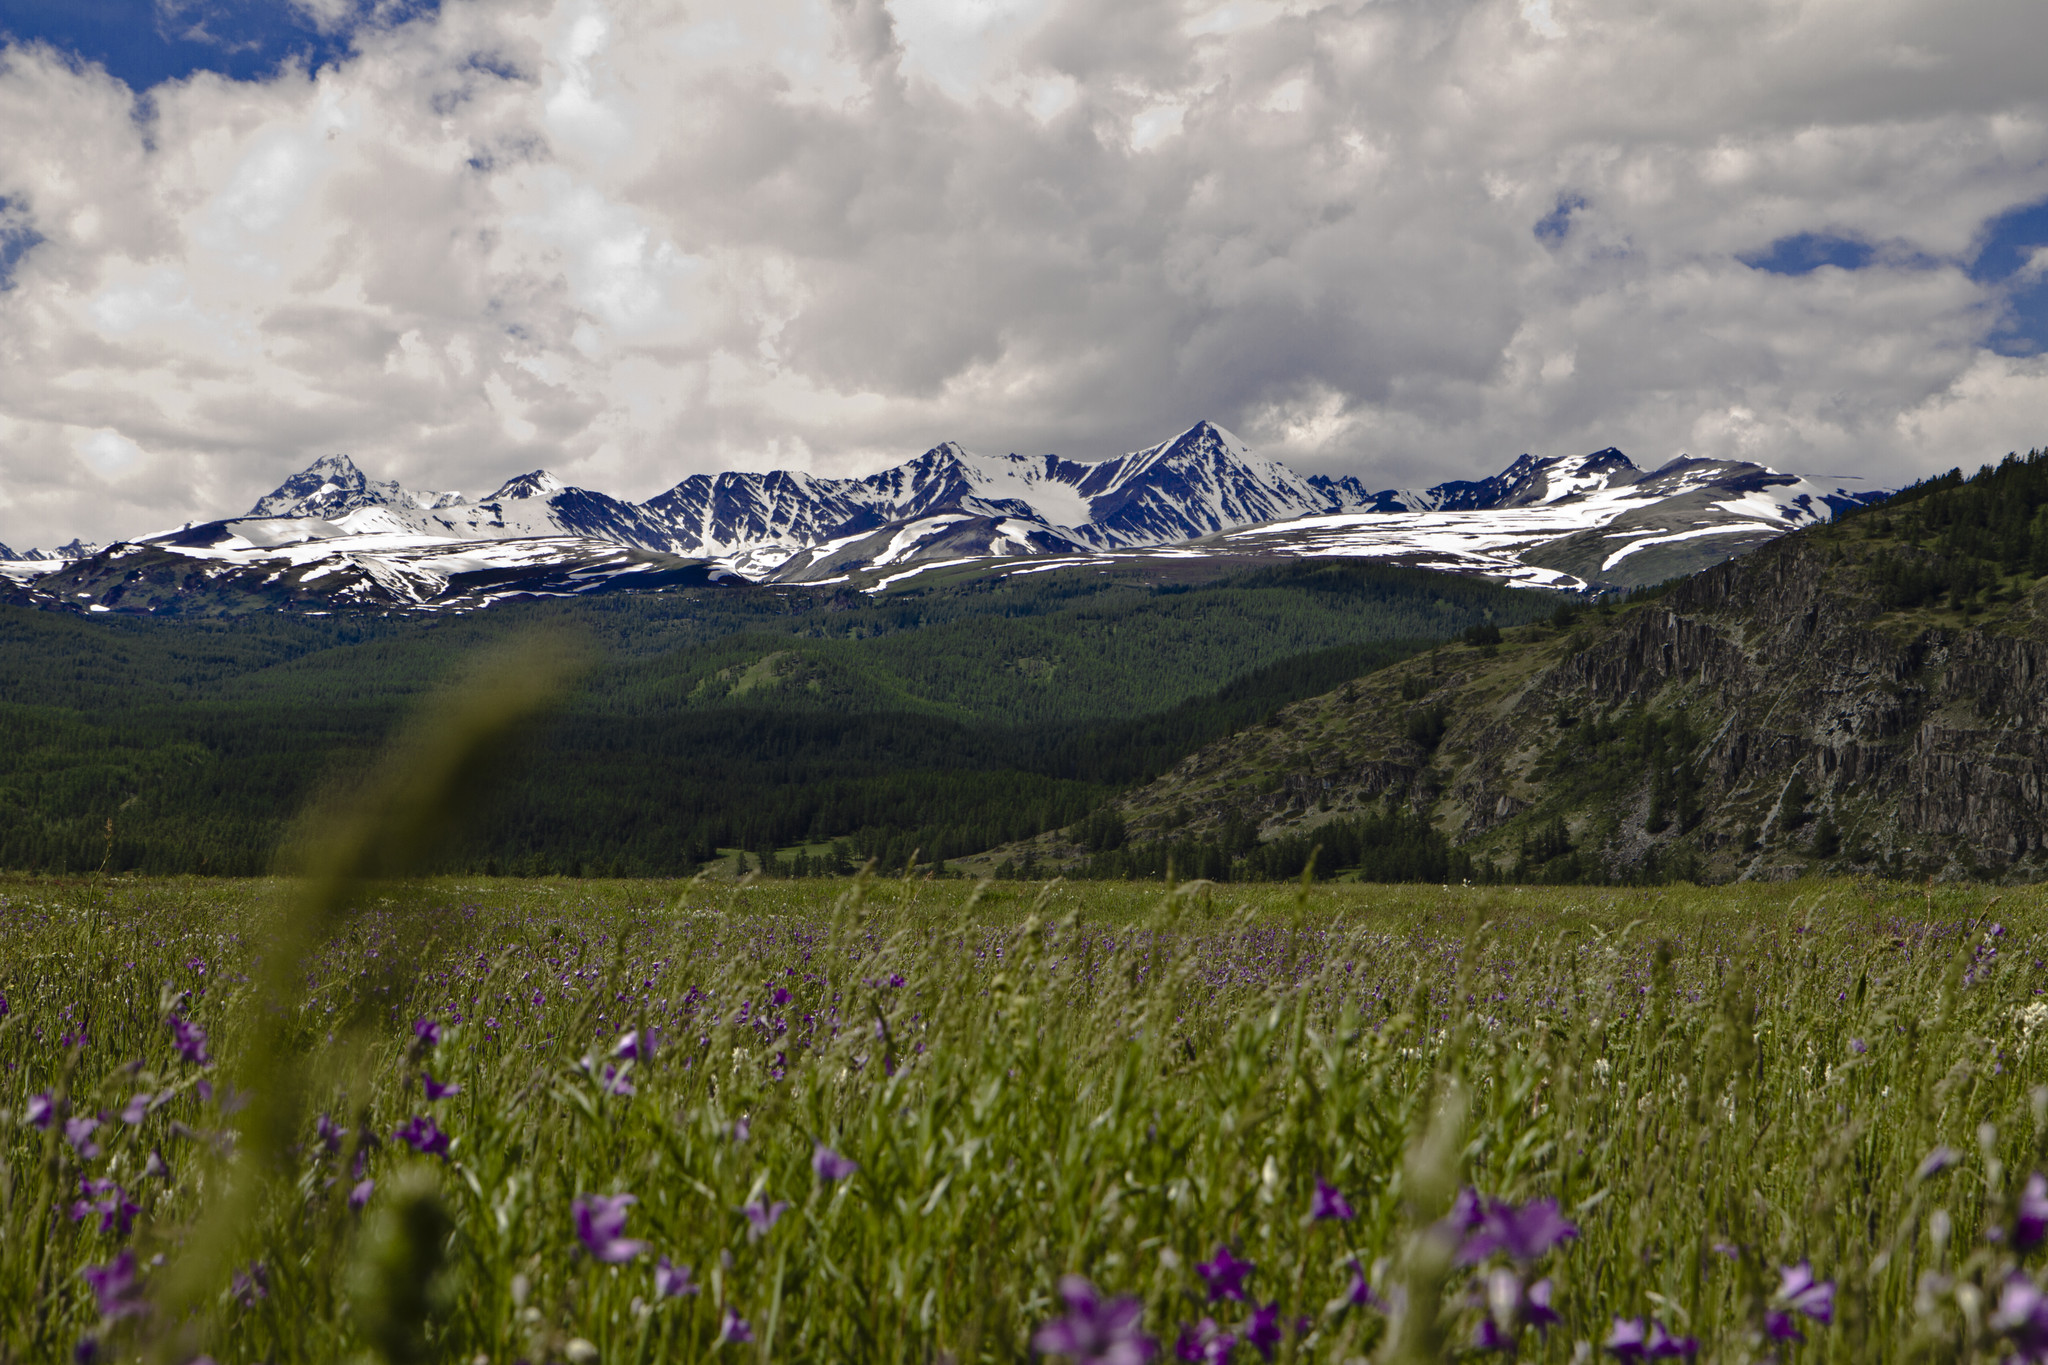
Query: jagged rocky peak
487 470 566 501
1162 419 1251 461
250 453 370 516
246 453 474 521
1490 448 1642 506
249 453 417 519
3 538 101 561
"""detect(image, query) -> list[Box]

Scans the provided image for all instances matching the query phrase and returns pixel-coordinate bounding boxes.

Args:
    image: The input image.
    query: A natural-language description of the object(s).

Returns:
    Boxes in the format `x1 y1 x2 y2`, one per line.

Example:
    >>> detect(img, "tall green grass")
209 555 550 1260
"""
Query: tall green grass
2 872 2043 1362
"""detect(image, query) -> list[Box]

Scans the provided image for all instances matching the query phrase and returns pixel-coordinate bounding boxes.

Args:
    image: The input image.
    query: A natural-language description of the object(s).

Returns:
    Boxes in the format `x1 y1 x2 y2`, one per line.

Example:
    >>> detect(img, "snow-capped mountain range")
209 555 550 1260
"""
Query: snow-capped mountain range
0 422 1887 613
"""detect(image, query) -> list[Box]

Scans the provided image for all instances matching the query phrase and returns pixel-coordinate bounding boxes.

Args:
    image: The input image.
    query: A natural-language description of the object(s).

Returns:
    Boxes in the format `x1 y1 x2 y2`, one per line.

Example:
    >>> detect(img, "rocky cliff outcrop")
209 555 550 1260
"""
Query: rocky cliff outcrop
1058 521 2048 883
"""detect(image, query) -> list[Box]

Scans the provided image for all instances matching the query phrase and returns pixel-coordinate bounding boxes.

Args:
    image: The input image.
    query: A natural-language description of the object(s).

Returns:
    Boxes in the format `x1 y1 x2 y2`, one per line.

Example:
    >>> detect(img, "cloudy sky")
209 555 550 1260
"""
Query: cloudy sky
0 0 2044 549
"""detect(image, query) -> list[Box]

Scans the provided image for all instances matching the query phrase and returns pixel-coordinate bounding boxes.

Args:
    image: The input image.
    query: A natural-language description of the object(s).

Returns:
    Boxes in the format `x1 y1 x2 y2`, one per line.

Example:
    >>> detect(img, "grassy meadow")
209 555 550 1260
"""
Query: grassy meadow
4 870 2045 1364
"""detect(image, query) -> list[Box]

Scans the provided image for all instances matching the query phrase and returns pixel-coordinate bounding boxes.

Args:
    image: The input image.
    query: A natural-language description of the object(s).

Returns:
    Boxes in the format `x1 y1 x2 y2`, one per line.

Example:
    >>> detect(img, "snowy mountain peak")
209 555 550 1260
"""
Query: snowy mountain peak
1505 447 1643 505
247 453 469 520
10 424 1894 613
248 453 387 518
488 470 565 500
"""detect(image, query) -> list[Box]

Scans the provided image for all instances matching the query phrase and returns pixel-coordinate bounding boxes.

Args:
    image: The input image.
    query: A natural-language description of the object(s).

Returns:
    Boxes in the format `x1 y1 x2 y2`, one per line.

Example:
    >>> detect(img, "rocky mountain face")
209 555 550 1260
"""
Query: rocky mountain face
0 538 98 562
0 422 1885 611
994 451 2048 883
245 452 468 519
636 421 1357 576
1185 450 1884 592
1326 447 1645 513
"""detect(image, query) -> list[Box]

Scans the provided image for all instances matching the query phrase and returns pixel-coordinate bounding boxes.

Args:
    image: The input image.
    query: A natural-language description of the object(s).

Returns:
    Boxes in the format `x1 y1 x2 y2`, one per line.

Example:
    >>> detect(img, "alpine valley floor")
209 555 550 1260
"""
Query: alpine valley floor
1 872 2041 1363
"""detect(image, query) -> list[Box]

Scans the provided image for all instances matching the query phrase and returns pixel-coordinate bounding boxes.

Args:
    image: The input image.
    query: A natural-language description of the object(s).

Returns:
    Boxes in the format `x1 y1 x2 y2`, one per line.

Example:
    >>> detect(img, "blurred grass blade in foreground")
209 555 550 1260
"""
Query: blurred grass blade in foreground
146 629 585 1361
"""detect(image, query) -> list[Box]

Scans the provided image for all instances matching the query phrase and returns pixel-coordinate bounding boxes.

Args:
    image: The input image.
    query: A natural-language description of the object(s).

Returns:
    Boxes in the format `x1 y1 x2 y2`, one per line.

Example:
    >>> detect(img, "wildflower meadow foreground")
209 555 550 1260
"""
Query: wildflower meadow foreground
1 871 2044 1364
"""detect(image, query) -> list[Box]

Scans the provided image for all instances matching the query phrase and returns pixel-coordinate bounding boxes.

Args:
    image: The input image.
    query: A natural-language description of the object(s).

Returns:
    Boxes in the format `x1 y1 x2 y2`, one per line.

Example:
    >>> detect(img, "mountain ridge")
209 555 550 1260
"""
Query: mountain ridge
1 421 1887 612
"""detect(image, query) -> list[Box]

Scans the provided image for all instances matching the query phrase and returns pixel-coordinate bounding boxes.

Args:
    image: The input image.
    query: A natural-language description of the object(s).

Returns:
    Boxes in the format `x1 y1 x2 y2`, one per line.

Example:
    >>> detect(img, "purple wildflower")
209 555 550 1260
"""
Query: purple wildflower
2017 1173 2048 1252
1848 1038 1868 1055
615 1029 660 1062
119 1094 151 1126
1482 1268 1525 1342
1196 1245 1255 1303
1480 1268 1560 1349
351 1125 380 1177
1458 1197 1579 1264
717 1307 754 1345
742 1197 789 1242
1992 1273 2048 1356
70 1178 139 1236
421 1072 461 1101
412 1018 441 1049
1764 1311 1803 1343
654 1257 699 1298
231 1262 269 1307
771 987 791 1006
73 1335 97 1364
813 1143 859 1182
27 1093 56 1129
1604 1317 1646 1359
731 1117 750 1143
1242 1301 1282 1361
1646 1321 1699 1359
65 1116 102 1159
82 1251 146 1320
349 1178 375 1211
168 1015 210 1067
142 1150 170 1182
1174 1319 1235 1364
1310 1177 1355 1222
1445 1187 1487 1231
1032 1275 1157 1365
573 1193 648 1264
1917 1146 1962 1181
393 1115 449 1159
1344 1260 1384 1310
591 1063 634 1096
1474 1317 1515 1353
314 1113 344 1156
1776 1261 1834 1325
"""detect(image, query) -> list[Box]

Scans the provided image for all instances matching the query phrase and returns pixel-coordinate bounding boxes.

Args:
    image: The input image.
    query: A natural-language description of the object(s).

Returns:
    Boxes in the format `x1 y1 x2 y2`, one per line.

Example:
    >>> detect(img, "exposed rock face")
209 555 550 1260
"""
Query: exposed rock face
1095 531 2048 882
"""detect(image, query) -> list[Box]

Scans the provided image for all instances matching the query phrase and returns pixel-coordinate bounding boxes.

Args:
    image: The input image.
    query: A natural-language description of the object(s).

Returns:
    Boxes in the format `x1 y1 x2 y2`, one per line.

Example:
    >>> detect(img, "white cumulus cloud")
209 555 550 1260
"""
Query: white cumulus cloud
0 0 2045 547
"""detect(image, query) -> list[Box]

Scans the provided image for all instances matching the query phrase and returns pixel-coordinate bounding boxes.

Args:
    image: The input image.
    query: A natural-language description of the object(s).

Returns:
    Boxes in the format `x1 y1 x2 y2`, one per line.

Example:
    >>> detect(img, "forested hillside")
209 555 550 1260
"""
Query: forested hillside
0 560 1553 875
990 446 2048 885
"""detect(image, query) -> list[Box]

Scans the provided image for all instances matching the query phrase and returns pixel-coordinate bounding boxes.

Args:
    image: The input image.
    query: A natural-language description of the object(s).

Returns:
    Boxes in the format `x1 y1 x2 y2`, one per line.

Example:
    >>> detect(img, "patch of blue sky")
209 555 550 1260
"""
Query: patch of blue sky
0 196 42 290
1737 232 1874 275
1532 193 1586 245
0 0 440 92
1738 197 2048 356
1969 197 2048 357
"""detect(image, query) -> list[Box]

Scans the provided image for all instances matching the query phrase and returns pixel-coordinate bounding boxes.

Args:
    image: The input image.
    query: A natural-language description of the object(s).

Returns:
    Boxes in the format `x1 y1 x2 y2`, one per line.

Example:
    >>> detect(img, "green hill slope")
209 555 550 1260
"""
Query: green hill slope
998 445 2048 884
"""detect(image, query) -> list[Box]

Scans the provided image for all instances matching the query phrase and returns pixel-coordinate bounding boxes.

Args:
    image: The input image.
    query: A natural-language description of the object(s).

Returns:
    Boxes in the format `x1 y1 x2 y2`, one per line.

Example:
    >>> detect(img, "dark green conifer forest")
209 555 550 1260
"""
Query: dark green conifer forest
0 561 1550 877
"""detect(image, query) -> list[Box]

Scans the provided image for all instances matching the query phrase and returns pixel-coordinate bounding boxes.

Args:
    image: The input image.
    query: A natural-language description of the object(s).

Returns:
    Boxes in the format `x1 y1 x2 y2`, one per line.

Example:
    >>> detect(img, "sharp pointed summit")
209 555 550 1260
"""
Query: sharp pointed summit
488 470 566 500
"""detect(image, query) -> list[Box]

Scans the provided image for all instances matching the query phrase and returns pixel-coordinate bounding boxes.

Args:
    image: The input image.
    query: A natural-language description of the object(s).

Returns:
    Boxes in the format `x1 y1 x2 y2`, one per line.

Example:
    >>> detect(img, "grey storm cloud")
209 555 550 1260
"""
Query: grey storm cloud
1 0 2046 548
